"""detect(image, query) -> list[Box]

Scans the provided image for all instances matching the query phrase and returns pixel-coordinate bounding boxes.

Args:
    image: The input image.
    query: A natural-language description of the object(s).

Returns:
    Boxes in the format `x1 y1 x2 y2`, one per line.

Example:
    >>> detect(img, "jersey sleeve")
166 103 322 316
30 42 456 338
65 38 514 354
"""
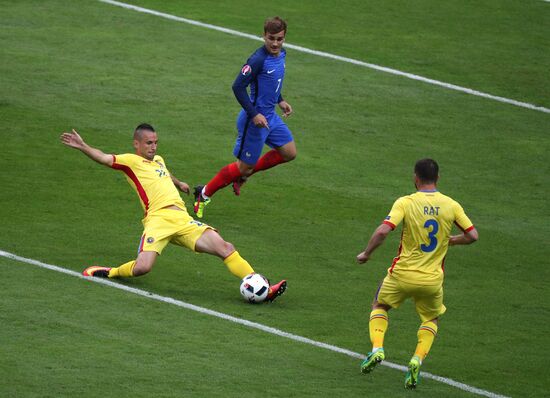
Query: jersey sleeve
111 153 135 169
232 50 266 118
452 201 474 232
383 197 406 230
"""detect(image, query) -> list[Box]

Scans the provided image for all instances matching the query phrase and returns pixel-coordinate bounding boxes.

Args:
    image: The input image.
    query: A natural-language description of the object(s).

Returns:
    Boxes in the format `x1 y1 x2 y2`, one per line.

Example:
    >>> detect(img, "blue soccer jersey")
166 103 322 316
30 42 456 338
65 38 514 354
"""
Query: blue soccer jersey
232 46 286 118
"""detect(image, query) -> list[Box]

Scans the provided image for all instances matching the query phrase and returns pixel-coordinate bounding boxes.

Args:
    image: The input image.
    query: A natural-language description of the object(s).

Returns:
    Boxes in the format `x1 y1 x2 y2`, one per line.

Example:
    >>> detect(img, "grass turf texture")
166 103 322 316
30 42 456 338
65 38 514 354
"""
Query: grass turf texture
127 0 550 107
1 0 549 397
1 257 473 398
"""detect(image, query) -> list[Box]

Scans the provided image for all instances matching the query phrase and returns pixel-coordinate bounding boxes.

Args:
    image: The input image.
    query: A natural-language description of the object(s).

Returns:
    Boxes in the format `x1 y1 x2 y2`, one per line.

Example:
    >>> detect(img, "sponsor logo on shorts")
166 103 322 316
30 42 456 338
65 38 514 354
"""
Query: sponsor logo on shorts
245 151 251 157
241 64 252 76
385 216 391 220
147 237 155 244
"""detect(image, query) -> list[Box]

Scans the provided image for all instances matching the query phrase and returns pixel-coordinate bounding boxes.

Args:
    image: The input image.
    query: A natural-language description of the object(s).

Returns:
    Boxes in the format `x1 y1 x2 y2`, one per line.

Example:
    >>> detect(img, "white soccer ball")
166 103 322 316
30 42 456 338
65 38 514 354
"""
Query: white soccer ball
240 273 269 303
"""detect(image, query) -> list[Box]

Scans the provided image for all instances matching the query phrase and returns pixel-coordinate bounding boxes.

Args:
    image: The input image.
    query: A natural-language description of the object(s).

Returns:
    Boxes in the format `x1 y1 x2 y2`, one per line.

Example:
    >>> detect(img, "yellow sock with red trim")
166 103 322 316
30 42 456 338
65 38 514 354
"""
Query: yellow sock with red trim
414 321 438 362
369 309 389 350
108 260 136 278
223 251 254 279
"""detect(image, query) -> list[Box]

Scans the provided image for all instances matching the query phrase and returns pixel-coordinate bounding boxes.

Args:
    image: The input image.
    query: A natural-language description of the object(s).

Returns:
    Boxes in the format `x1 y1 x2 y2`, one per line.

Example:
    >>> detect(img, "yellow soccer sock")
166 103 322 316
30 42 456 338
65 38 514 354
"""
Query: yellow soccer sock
108 260 136 278
369 309 389 350
223 251 254 279
414 321 438 362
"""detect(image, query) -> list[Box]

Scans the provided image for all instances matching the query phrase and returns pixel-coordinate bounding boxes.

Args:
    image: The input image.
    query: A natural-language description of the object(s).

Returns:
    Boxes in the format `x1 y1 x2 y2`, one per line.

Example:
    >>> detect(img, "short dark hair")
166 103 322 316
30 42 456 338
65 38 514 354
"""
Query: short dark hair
414 158 439 184
264 16 287 34
134 123 155 140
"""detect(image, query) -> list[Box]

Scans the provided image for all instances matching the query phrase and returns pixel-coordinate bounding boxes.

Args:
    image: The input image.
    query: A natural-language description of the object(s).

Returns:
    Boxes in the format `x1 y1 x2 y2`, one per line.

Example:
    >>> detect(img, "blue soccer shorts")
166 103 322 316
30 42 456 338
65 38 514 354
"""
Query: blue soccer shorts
233 110 294 165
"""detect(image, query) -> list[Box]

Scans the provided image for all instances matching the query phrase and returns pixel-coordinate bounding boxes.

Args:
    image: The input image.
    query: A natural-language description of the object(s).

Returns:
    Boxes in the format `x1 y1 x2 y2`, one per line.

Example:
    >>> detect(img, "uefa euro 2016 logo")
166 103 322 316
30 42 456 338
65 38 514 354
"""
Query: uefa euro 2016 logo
241 64 252 76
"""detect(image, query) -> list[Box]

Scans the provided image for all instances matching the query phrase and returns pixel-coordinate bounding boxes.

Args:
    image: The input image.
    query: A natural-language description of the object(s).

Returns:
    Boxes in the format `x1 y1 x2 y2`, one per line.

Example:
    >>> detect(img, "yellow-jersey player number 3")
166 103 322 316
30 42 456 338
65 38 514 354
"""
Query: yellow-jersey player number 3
420 220 439 252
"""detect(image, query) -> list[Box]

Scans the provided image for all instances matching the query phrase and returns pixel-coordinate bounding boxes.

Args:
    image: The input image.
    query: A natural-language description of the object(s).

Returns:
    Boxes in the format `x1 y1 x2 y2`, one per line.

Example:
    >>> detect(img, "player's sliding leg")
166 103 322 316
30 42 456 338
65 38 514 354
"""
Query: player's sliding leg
194 229 287 302
194 229 252 278
405 319 438 389
361 304 390 373
82 251 158 278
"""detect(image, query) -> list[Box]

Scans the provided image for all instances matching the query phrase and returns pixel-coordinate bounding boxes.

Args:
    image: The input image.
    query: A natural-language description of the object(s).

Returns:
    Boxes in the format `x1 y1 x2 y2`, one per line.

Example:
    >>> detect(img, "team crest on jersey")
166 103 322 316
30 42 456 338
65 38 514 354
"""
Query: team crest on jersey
241 64 252 76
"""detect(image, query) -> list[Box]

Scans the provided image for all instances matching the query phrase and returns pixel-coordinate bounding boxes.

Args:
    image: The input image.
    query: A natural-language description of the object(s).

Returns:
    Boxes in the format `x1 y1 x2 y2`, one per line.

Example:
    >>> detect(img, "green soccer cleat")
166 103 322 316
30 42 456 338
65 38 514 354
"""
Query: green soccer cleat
405 355 421 389
360 349 385 374
193 185 211 218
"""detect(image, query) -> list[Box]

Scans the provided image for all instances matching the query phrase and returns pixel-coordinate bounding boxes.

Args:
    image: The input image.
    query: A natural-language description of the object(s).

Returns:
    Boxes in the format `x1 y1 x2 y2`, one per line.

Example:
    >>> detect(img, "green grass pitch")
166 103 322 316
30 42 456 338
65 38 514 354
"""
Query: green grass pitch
1 1 549 397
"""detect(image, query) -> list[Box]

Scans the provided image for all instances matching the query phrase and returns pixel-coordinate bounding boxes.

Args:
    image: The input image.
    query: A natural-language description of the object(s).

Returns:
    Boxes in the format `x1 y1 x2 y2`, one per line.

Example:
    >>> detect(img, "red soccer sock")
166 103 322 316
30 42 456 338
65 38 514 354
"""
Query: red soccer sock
204 162 242 197
253 150 286 173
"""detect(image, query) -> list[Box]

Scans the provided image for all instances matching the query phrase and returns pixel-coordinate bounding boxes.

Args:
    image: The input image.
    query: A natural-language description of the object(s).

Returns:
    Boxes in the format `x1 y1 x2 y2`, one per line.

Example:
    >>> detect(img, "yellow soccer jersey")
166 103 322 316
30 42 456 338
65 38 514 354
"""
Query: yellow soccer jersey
382 190 474 285
111 153 186 216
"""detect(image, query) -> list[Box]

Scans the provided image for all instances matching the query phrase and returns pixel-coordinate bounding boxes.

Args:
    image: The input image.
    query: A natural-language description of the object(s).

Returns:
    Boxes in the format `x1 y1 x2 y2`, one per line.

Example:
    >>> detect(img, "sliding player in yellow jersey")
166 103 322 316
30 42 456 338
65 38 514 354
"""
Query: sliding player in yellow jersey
356 158 478 388
60 124 286 302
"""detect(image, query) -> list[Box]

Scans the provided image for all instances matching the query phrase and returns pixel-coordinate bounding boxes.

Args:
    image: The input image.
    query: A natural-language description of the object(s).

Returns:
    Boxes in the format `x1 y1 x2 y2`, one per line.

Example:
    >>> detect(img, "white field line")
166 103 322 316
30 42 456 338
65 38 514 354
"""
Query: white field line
98 0 549 115
1 249 508 398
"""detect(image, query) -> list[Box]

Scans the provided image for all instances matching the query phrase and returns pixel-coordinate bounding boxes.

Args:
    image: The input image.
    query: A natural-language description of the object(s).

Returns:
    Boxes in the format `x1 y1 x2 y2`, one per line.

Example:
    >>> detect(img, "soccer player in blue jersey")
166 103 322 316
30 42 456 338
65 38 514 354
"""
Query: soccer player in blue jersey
194 16 295 218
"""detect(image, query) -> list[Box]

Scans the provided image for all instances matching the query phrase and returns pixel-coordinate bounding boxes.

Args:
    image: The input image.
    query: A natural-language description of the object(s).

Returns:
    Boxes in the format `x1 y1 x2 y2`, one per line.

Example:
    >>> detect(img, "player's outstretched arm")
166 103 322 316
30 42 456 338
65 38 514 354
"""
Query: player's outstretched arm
449 227 479 246
357 223 393 264
170 174 190 195
60 129 113 167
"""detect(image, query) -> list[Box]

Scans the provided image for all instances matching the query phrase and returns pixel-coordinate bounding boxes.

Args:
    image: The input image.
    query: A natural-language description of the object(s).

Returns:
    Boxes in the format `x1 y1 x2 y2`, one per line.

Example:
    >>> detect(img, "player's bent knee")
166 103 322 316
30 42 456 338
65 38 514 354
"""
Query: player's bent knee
221 241 235 258
282 151 297 162
237 161 254 176
239 165 254 176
